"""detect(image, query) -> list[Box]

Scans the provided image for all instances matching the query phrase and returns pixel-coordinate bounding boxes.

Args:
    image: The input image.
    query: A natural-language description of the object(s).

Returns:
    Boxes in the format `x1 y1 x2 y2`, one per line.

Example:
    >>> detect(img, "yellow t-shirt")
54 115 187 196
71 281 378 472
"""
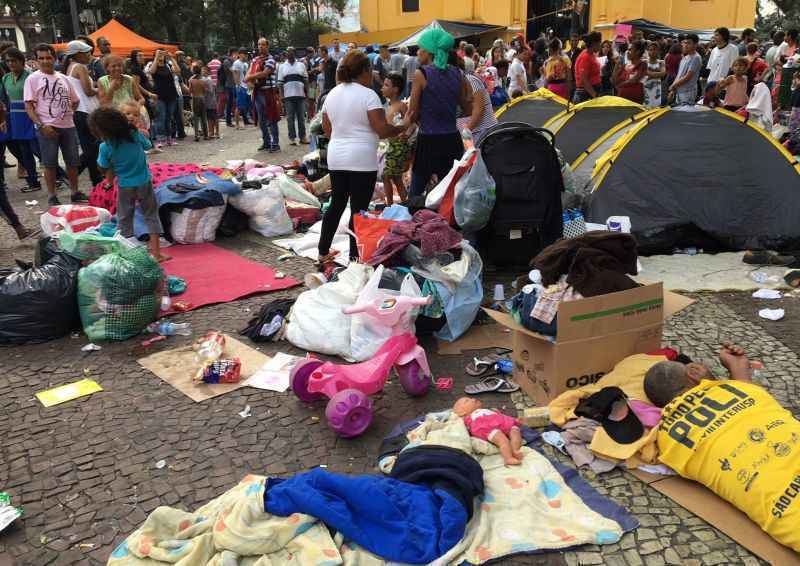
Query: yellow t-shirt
658 380 800 552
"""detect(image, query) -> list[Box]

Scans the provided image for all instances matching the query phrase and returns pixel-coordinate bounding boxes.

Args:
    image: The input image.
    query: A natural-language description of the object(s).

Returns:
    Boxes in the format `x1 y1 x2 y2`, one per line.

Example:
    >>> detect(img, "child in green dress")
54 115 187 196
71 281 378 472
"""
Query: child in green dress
380 73 410 206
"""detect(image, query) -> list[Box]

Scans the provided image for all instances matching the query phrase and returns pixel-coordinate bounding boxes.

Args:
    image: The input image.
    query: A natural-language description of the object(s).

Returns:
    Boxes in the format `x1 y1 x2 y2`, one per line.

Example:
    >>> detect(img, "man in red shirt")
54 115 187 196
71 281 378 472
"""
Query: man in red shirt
573 31 602 103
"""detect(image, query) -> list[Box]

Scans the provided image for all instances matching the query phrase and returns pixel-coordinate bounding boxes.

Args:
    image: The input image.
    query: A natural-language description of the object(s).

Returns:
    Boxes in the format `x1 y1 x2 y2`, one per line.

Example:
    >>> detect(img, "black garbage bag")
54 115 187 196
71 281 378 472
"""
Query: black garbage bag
240 298 295 342
0 246 81 344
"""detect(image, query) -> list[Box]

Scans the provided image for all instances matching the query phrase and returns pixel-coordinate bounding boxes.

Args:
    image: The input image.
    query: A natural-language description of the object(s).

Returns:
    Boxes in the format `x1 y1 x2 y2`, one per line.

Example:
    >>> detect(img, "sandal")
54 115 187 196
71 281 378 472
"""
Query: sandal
464 376 520 395
20 184 42 193
465 353 507 377
315 250 340 272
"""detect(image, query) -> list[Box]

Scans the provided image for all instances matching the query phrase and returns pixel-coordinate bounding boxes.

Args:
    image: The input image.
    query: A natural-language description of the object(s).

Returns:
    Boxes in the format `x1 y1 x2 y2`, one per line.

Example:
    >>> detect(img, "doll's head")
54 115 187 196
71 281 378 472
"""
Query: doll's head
454 397 482 417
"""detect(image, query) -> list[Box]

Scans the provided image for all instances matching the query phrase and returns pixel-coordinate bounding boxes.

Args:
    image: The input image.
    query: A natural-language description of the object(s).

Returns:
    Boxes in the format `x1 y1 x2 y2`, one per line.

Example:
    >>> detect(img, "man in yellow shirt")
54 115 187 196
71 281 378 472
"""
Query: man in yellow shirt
645 344 800 552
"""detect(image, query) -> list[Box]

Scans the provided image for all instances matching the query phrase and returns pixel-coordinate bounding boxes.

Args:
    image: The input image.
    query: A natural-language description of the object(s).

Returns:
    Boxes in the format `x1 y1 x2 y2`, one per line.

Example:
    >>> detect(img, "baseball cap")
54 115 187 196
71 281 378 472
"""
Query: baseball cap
65 40 92 56
575 386 644 444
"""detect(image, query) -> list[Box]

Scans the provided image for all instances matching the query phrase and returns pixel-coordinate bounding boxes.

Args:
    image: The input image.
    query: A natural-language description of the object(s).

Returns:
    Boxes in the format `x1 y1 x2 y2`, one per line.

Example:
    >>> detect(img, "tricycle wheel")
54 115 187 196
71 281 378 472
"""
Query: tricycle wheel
291 359 326 403
325 388 373 438
396 361 430 397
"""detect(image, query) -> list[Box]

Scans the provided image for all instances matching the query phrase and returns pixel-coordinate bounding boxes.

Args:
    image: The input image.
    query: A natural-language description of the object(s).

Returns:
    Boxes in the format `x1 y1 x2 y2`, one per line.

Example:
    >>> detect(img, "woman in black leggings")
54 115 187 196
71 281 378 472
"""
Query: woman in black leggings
318 50 404 266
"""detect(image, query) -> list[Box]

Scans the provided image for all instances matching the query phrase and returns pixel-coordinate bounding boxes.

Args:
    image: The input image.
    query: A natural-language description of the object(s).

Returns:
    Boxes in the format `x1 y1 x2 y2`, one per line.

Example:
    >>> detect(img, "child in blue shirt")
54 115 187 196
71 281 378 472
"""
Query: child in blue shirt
91 107 170 262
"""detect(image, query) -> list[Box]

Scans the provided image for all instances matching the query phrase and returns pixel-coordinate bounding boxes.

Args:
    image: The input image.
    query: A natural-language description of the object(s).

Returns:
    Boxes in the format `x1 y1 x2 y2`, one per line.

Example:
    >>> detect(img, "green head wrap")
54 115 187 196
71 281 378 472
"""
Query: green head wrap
418 28 455 70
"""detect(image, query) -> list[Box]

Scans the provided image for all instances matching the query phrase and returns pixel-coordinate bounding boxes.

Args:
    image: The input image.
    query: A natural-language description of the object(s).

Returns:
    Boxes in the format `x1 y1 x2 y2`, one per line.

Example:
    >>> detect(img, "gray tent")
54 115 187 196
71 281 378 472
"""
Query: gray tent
391 20 506 48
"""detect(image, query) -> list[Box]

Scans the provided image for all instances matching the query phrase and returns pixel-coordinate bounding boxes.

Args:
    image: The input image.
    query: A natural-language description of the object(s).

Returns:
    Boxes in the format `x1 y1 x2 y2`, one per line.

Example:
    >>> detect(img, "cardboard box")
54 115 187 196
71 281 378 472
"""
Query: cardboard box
484 284 693 406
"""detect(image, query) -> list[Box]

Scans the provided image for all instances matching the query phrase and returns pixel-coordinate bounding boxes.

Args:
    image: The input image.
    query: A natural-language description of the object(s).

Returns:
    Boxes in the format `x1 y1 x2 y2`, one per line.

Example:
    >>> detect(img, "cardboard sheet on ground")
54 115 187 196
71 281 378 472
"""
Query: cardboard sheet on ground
628 470 800 564
161 243 300 314
638 252 790 291
138 334 270 402
437 322 512 355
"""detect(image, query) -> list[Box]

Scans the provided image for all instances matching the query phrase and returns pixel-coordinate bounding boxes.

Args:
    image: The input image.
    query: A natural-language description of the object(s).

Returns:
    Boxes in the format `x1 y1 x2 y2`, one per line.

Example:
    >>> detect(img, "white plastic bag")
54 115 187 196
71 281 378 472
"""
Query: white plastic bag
425 148 477 210
229 187 293 237
454 152 496 232
169 202 227 244
41 205 111 236
349 265 423 362
286 263 373 359
272 174 320 207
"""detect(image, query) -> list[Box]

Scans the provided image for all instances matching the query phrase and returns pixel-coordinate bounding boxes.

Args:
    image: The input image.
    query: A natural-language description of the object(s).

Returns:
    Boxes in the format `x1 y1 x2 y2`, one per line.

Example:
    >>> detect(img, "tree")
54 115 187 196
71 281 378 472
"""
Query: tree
281 0 346 24
757 0 800 38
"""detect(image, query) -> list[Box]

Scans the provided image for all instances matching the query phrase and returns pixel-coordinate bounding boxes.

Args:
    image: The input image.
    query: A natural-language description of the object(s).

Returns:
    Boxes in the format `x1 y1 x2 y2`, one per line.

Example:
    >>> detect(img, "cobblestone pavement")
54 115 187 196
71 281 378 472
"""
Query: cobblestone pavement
0 123 797 565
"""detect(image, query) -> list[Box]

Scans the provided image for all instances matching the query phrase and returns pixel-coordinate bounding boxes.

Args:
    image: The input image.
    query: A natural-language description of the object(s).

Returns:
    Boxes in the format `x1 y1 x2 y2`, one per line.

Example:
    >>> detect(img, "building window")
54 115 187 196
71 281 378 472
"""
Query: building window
402 0 419 12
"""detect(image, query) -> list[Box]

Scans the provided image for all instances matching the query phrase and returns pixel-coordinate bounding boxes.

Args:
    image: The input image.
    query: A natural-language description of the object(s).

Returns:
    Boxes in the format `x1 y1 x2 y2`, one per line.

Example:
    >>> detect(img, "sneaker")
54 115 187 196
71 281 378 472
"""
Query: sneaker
257 144 268 151
70 192 88 203
55 178 68 191
300 138 310 145
226 122 234 128
269 145 281 153
289 139 297 146
168 138 179 146
47 195 61 206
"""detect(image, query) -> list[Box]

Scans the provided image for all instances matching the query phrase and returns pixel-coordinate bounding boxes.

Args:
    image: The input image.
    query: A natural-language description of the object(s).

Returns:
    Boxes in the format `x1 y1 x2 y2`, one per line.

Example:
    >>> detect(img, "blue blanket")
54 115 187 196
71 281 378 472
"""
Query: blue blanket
264 467 470 564
133 173 241 238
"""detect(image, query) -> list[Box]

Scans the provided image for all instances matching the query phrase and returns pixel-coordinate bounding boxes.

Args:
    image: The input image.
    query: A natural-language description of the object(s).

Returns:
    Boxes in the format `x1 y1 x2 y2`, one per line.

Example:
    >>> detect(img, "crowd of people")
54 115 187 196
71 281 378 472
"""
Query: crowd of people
1 22 799 251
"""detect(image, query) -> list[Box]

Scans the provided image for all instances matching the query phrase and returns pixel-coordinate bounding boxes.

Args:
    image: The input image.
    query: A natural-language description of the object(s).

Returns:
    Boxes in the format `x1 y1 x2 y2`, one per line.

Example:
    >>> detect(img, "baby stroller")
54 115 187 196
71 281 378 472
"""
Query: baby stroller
477 122 564 268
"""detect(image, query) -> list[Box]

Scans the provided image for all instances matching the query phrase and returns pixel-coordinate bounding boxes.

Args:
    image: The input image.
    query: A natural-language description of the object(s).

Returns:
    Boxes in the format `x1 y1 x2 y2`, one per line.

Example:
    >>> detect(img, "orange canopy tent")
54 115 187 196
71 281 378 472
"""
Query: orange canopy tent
53 19 178 59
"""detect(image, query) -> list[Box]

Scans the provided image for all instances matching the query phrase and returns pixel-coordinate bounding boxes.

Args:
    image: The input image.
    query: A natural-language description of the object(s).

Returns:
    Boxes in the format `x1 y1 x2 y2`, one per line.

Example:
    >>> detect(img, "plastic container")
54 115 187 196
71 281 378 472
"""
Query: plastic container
146 321 192 336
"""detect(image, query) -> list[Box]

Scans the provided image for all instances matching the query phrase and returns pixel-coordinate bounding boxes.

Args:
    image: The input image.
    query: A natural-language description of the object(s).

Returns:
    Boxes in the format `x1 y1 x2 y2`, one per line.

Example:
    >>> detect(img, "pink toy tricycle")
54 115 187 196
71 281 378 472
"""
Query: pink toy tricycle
290 295 432 437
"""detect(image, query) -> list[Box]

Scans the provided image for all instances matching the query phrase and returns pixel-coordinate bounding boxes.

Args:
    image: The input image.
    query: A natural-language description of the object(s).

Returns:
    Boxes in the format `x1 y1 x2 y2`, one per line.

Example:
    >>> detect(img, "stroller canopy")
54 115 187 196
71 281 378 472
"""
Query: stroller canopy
587 106 800 253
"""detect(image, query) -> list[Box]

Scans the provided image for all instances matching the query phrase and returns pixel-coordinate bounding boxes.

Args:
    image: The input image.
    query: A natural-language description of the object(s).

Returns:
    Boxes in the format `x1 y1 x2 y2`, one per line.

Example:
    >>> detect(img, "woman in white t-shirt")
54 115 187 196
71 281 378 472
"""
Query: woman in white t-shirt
319 50 405 266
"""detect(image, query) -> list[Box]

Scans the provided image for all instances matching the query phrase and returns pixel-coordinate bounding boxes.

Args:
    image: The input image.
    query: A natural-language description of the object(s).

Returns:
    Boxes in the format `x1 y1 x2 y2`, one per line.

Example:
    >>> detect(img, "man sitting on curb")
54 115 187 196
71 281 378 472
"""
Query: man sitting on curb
646 343 800 552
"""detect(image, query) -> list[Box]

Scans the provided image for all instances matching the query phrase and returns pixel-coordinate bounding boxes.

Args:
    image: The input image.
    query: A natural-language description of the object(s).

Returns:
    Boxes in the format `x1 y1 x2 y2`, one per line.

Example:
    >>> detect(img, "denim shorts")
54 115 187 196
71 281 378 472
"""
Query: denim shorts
36 126 80 168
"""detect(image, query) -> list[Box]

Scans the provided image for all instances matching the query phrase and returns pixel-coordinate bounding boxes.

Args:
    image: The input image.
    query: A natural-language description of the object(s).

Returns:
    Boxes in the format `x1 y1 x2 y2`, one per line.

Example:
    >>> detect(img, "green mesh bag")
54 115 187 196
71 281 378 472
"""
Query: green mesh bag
78 247 165 341
59 230 124 261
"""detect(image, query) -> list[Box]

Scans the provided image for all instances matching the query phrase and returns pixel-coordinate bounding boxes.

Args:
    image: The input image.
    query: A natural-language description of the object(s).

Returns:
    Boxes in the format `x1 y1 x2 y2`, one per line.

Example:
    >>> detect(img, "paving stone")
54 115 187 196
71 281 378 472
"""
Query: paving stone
575 552 603 565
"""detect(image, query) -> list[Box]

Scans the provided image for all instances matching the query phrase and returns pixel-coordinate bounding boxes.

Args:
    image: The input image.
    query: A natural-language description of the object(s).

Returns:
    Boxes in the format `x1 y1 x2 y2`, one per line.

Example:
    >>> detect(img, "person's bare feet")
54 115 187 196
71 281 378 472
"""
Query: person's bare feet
503 456 522 466
153 252 172 263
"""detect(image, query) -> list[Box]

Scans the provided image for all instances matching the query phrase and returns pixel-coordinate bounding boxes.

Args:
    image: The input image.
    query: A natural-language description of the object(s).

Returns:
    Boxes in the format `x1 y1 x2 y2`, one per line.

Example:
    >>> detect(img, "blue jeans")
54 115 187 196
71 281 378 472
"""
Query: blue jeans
225 86 236 124
157 99 177 141
255 91 279 148
284 96 306 141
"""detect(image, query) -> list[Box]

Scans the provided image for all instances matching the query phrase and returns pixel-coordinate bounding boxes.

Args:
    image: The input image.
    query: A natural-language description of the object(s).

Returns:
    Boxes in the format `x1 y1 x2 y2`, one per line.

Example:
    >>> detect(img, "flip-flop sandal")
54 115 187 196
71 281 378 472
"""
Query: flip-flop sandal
465 353 510 377
464 376 520 395
20 185 41 193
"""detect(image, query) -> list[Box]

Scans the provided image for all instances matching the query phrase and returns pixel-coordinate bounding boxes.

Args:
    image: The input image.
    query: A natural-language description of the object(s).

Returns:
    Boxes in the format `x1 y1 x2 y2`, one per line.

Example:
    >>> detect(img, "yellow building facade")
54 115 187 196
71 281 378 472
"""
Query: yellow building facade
320 0 756 46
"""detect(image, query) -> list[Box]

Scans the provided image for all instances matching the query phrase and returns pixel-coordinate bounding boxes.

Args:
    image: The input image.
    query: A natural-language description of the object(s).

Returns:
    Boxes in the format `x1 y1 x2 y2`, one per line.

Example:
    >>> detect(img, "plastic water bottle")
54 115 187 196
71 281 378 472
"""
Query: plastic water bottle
146 321 192 336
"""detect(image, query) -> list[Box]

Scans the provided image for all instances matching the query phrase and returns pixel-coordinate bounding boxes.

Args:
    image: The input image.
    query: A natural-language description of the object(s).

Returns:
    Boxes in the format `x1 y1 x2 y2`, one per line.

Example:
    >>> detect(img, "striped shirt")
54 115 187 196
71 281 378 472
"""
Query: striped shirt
458 73 498 142
207 58 222 84
250 55 277 90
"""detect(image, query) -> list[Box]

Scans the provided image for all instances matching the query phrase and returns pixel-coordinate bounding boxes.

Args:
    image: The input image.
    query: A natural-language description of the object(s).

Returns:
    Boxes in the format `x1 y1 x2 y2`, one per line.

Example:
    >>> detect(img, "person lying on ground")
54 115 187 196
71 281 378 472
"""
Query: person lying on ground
645 343 800 552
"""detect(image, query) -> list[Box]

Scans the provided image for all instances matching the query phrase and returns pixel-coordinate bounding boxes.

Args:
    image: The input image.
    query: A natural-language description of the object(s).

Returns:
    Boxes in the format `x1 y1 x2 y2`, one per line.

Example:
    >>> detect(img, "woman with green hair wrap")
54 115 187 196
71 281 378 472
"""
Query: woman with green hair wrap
404 28 472 198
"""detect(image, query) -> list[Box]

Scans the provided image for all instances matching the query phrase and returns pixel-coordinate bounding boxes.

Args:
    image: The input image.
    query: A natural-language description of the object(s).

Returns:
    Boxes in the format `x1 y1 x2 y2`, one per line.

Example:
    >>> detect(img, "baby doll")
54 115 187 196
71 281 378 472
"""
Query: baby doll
454 397 524 465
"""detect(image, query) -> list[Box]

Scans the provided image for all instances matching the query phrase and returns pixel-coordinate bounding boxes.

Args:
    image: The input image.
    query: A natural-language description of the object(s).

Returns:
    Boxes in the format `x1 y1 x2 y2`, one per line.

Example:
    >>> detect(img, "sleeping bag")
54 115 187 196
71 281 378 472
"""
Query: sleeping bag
658 380 800 552
264 446 483 564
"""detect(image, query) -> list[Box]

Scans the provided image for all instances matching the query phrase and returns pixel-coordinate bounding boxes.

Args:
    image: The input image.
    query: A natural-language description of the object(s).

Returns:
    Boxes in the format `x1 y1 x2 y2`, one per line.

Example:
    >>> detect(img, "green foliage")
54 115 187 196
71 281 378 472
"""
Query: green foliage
757 0 800 38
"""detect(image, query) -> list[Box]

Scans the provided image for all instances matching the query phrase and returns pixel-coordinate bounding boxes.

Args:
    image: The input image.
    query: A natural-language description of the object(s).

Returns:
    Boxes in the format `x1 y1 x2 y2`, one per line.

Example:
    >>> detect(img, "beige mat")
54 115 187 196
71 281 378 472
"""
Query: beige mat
138 334 270 402
437 323 512 355
637 252 790 292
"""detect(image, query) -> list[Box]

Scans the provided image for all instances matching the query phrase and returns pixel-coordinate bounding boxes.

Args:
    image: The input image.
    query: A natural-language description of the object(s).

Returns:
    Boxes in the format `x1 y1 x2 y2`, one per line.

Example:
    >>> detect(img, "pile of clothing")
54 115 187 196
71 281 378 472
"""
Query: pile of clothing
547 349 689 473
511 232 640 337
361 209 485 342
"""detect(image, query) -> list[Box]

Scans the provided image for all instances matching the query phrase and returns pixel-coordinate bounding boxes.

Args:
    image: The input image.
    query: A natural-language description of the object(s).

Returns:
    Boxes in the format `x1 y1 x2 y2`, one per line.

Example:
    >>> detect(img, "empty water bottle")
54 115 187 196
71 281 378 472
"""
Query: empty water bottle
146 321 192 336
